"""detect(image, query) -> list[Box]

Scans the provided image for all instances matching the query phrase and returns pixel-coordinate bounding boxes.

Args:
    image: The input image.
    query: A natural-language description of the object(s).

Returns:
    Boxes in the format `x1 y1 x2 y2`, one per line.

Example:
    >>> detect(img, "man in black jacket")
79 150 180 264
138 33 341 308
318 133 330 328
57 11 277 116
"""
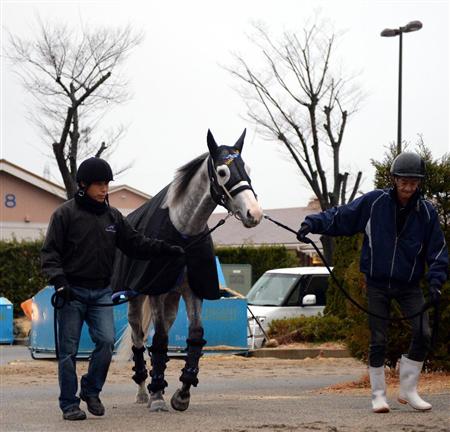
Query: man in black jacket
41 157 184 421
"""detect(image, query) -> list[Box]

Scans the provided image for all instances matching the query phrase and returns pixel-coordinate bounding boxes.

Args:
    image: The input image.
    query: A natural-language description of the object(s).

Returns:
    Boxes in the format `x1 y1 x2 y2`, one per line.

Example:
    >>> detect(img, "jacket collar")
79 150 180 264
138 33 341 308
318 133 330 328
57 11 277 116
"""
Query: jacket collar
74 189 109 215
388 187 421 211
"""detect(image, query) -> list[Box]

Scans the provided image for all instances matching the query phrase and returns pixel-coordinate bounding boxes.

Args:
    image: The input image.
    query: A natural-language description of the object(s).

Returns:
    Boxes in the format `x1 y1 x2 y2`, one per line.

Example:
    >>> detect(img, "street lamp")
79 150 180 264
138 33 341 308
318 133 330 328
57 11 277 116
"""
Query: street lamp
381 20 423 154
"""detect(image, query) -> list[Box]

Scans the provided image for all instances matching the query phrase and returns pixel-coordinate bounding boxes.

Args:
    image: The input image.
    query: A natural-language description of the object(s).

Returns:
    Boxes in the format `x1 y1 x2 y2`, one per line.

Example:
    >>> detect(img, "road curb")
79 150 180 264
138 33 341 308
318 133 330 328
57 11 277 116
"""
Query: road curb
247 348 351 359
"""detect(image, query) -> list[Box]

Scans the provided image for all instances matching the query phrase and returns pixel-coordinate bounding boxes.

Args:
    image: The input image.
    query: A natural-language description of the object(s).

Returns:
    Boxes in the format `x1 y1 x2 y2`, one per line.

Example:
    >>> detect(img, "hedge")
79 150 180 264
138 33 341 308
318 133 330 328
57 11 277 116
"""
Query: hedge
215 245 298 284
268 314 349 344
0 239 46 315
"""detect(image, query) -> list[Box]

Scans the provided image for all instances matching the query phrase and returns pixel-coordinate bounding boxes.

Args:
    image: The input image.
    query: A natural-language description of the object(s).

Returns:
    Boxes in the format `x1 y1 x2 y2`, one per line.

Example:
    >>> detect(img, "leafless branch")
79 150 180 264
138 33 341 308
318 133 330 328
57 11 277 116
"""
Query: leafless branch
5 19 143 198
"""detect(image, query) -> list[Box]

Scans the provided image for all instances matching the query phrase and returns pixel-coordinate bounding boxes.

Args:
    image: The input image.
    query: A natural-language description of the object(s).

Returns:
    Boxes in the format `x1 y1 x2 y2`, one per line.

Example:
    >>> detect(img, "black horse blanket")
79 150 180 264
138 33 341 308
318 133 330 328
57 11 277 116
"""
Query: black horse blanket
111 185 220 300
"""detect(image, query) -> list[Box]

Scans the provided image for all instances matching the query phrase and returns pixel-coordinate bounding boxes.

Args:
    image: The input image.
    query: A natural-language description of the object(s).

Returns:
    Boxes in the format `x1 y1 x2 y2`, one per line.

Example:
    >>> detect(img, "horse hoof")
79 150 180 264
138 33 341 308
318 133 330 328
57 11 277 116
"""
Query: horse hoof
149 399 169 412
148 392 168 412
135 392 149 404
170 389 190 411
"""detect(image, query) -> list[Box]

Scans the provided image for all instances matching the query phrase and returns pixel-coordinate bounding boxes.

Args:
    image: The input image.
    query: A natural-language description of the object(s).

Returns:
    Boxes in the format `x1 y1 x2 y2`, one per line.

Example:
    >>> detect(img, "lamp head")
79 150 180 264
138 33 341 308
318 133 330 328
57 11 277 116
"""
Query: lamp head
403 20 423 33
381 28 400 37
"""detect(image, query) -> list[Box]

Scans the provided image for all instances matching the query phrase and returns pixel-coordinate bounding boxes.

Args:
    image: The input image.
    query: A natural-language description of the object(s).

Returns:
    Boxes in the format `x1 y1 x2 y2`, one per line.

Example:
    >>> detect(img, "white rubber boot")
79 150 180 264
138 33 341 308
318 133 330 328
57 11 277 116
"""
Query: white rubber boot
398 355 432 411
369 366 390 413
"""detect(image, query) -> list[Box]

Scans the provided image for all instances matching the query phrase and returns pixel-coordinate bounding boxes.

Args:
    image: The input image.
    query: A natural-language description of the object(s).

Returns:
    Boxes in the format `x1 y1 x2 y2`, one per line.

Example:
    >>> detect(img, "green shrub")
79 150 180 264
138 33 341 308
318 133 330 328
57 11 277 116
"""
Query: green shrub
0 239 46 315
215 245 298 284
268 314 349 343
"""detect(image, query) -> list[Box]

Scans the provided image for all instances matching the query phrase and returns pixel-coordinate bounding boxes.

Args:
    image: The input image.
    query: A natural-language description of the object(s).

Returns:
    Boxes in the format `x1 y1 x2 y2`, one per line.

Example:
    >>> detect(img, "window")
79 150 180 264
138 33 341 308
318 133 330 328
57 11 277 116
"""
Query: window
246 274 299 306
285 279 303 306
302 275 328 306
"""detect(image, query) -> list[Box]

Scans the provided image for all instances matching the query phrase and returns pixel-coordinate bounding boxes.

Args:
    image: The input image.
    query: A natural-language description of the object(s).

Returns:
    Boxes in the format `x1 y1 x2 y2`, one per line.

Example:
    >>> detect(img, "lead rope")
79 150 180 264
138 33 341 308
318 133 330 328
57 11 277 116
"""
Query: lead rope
263 214 437 325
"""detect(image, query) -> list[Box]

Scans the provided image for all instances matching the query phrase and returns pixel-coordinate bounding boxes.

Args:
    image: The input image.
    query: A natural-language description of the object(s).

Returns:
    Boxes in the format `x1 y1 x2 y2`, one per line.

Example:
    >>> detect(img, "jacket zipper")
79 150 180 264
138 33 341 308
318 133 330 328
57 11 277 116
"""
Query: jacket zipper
389 207 412 288
96 215 101 276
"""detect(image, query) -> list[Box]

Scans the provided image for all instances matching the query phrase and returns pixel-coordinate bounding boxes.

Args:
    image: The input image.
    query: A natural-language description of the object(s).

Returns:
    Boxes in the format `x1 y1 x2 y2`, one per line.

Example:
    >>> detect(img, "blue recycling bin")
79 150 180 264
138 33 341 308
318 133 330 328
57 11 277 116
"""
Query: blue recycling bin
0 297 14 344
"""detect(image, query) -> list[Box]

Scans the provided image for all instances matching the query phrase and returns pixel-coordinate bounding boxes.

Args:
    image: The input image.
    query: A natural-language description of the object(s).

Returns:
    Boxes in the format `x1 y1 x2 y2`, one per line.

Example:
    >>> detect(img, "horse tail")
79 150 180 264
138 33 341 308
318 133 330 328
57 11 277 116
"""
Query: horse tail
141 294 153 339
115 295 153 363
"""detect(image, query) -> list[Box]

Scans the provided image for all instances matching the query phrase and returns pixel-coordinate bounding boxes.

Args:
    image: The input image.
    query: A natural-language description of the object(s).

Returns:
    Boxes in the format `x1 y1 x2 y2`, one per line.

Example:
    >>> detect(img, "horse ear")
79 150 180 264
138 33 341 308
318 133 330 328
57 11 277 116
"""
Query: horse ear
234 129 246 152
207 129 218 156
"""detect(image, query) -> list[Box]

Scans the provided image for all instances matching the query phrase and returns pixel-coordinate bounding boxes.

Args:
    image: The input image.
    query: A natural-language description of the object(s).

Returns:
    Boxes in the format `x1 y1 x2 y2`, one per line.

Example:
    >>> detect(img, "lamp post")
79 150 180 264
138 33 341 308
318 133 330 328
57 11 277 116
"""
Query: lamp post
381 20 423 154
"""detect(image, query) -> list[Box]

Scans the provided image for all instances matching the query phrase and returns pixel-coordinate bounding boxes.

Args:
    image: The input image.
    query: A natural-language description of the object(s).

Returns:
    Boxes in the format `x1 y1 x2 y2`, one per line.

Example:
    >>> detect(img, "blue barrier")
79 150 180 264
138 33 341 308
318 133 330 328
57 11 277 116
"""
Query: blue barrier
0 297 14 344
29 286 248 358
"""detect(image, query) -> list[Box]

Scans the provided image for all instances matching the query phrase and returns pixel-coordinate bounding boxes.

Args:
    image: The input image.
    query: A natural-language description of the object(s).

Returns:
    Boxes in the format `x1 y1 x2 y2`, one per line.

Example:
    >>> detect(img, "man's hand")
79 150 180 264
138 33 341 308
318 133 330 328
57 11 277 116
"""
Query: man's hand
429 284 442 304
296 223 311 243
55 285 75 302
161 243 185 257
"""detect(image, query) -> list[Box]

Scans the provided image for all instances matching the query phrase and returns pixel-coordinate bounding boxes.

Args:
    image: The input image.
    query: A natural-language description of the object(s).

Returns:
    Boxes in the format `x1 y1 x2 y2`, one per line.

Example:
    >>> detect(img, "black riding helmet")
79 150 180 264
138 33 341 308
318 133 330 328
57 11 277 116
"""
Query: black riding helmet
390 152 425 178
76 157 114 185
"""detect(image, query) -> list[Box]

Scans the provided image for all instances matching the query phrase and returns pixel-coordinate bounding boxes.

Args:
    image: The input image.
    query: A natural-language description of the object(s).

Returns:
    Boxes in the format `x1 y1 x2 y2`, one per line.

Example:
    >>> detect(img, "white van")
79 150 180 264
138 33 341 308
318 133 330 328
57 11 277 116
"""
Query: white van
246 267 331 348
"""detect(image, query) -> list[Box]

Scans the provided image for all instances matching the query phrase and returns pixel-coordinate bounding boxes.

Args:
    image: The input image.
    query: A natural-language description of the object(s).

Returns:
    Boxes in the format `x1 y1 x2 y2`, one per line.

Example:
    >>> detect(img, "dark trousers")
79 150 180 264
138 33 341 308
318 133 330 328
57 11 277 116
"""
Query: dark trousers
57 286 115 413
367 284 431 367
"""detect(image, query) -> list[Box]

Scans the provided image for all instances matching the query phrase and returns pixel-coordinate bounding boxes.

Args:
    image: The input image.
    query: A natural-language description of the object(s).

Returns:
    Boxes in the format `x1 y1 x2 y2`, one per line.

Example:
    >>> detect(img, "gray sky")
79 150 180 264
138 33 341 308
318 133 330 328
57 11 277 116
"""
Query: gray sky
1 0 449 210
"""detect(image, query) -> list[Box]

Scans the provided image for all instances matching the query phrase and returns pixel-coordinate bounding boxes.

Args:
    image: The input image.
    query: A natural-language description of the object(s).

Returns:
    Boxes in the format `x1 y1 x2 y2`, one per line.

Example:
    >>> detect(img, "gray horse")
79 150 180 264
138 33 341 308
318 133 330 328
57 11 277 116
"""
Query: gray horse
115 130 262 412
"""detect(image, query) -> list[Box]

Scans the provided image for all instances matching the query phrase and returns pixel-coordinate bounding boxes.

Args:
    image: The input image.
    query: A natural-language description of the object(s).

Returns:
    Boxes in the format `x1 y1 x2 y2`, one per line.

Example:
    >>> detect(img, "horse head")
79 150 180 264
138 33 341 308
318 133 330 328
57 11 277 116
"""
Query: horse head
207 129 263 228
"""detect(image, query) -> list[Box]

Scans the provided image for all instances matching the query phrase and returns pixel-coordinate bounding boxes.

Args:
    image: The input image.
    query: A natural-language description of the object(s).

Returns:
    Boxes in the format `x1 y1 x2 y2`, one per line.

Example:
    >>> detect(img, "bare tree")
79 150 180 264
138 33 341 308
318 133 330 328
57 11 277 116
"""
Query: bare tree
7 20 143 198
227 21 364 263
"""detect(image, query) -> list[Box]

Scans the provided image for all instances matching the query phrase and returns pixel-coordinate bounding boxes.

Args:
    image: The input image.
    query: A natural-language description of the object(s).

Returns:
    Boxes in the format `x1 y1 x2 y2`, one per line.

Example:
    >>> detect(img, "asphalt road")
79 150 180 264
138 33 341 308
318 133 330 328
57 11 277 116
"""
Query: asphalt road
1 346 449 432
0 345 31 366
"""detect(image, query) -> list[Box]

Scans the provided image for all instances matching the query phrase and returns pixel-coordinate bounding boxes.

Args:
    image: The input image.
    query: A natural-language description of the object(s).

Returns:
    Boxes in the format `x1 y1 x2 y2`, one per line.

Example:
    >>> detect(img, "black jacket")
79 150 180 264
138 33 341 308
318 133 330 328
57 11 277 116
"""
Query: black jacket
41 199 170 289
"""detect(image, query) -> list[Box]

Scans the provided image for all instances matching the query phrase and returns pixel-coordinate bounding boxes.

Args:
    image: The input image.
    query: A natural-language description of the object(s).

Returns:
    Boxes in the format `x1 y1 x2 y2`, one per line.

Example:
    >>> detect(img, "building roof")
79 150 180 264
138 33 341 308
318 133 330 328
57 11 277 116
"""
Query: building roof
109 184 152 200
0 159 67 199
207 205 322 254
1 159 153 203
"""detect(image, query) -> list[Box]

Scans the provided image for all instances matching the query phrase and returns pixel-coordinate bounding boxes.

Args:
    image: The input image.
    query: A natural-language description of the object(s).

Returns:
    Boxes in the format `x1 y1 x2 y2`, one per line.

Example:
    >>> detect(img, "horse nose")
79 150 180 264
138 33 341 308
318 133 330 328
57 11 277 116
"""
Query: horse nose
247 208 263 224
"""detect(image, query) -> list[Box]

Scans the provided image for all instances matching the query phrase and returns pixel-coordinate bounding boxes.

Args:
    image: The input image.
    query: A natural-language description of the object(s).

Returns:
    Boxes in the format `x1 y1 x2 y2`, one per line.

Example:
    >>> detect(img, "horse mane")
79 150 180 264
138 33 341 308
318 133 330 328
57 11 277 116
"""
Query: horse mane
168 152 209 205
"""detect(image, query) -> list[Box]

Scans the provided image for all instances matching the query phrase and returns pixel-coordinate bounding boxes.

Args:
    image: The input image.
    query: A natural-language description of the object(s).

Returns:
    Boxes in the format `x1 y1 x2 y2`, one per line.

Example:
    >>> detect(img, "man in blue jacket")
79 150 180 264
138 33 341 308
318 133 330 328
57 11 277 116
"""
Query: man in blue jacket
297 152 448 413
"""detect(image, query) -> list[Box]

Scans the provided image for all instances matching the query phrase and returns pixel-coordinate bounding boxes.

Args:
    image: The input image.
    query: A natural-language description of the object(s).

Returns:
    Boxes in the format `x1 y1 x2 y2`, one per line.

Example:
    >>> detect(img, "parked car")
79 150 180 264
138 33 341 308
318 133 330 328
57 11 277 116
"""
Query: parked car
246 267 331 348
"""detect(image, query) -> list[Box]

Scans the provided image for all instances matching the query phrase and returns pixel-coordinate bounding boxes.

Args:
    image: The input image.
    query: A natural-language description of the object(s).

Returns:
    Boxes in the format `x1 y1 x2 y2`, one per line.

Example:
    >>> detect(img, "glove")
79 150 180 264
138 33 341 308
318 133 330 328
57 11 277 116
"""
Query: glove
161 242 185 257
429 284 441 304
55 285 75 303
296 223 311 243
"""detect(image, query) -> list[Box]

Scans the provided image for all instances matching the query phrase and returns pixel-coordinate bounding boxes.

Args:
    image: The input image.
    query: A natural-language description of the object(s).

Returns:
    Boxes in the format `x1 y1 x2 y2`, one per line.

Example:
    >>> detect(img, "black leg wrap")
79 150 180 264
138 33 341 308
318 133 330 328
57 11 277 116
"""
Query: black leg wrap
147 339 169 393
131 346 148 384
179 338 207 387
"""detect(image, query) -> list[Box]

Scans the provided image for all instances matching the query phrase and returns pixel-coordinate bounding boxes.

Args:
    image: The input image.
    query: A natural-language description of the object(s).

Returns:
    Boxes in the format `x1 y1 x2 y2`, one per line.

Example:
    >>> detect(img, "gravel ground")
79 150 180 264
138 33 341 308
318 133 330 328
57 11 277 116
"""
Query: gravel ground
1 352 449 432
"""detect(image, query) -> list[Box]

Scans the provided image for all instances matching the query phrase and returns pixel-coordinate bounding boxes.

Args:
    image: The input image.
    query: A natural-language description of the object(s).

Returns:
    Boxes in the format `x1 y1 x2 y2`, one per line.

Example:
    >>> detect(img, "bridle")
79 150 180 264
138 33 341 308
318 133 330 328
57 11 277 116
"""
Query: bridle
207 152 257 214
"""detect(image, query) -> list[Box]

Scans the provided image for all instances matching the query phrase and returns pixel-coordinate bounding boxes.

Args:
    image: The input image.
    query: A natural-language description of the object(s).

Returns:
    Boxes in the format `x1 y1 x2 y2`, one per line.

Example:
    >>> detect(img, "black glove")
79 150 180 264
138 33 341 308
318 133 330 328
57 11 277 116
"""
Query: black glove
55 285 75 303
297 223 311 243
161 242 185 257
429 284 441 304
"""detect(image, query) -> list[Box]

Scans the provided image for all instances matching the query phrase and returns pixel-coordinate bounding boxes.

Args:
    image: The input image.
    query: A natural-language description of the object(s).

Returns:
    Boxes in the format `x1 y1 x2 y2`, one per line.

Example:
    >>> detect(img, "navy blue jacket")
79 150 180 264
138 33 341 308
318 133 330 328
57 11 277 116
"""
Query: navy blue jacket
304 188 448 289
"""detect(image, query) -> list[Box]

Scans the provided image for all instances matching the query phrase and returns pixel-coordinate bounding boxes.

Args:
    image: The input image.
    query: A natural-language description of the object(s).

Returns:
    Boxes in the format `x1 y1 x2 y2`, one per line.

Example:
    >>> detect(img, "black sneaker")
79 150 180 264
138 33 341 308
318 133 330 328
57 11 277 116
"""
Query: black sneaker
80 393 105 416
62 406 87 421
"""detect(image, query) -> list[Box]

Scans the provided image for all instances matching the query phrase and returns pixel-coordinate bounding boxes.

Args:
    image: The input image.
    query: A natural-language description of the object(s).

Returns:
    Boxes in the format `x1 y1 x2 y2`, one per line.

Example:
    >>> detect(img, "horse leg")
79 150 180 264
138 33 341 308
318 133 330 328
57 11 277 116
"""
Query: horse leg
147 292 180 412
128 295 150 404
171 285 205 412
